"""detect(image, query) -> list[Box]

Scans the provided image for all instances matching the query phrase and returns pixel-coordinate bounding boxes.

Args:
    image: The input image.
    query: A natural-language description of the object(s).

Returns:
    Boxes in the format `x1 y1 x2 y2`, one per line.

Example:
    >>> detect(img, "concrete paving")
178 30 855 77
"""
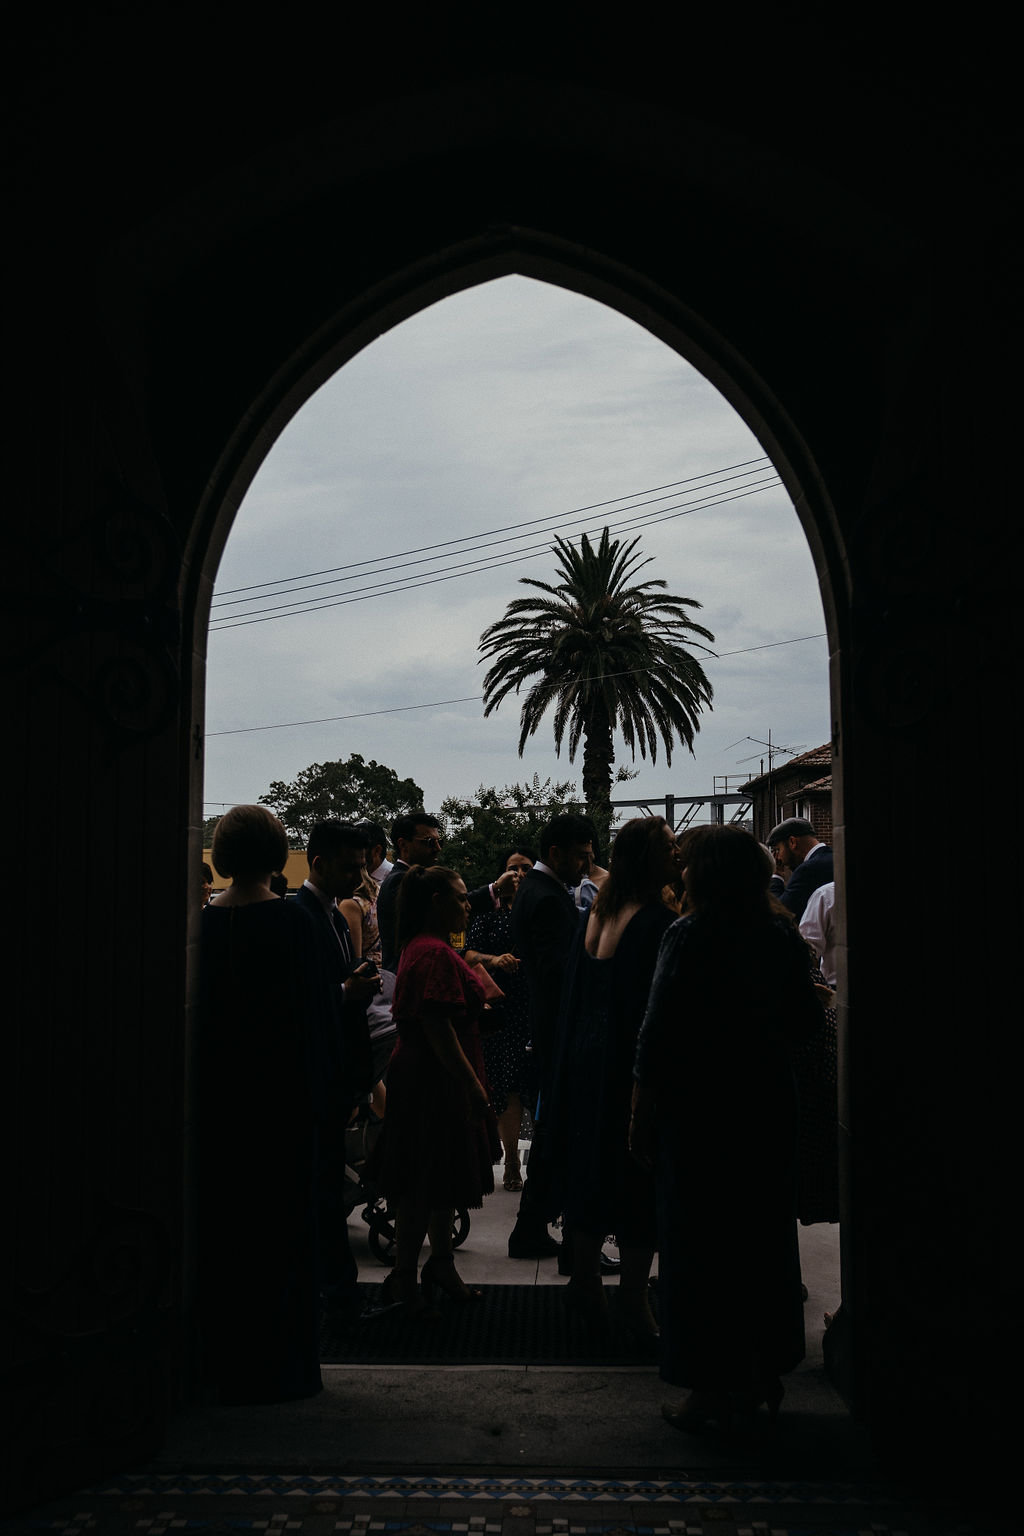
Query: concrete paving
158 1143 872 1479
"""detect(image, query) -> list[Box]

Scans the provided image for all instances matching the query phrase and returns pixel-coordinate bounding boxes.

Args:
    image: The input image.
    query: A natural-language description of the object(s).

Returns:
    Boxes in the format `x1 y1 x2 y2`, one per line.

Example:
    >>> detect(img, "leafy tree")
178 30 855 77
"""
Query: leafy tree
479 528 714 844
201 814 222 849
439 774 586 888
438 768 637 887
259 753 425 848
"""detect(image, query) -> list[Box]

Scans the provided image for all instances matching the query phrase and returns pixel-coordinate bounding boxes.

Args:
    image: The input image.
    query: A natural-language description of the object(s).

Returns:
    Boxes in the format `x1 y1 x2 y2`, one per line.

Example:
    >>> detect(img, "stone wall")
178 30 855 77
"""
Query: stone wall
4 10 1017 1507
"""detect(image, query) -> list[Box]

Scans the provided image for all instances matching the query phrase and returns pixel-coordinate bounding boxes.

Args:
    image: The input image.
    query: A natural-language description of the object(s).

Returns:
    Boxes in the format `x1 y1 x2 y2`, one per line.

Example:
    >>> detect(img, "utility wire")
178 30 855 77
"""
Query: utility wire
210 469 776 617
205 632 827 737
213 457 774 600
210 477 780 630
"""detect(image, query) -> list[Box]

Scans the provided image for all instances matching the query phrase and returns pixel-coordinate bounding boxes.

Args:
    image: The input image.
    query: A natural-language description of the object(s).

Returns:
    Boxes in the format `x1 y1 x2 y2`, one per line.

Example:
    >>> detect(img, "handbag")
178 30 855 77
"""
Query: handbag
468 961 506 1034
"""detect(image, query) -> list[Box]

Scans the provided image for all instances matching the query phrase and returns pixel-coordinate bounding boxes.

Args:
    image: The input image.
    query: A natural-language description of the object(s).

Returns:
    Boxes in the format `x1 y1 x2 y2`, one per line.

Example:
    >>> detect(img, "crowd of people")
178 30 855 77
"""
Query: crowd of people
197 803 836 1436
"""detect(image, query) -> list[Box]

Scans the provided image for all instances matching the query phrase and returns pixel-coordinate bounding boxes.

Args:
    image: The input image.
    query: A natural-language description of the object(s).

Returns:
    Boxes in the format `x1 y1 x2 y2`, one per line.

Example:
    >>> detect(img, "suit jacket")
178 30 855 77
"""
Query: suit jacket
293 883 373 1107
509 867 579 1074
779 844 834 924
376 860 409 972
467 883 498 924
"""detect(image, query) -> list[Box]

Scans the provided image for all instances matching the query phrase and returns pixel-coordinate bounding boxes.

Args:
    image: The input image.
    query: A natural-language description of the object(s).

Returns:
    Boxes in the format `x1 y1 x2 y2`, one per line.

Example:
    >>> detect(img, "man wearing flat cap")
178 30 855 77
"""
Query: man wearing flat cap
768 816 833 924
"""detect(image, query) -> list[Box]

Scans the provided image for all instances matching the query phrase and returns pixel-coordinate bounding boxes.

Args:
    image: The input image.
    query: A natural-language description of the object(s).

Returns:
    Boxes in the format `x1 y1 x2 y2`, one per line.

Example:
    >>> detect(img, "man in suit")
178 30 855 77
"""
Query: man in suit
295 820 380 1321
768 817 835 924
507 812 594 1260
378 811 517 968
376 813 446 972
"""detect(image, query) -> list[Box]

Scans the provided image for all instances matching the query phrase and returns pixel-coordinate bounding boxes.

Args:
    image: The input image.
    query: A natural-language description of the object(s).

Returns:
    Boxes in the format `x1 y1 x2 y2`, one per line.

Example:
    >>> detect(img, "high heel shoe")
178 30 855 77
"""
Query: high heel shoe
421 1254 481 1306
661 1391 734 1434
746 1376 784 1421
365 1267 428 1318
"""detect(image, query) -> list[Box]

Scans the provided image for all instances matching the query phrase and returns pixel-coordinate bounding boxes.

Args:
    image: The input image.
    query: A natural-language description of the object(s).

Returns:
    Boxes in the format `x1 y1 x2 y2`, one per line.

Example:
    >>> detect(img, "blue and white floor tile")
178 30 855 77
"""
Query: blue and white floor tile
4 1472 1001 1536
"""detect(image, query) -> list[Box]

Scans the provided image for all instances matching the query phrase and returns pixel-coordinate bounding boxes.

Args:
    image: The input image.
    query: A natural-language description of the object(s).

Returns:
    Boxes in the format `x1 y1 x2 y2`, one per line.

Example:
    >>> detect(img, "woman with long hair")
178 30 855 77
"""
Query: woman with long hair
547 816 680 1335
631 824 823 1431
372 865 500 1311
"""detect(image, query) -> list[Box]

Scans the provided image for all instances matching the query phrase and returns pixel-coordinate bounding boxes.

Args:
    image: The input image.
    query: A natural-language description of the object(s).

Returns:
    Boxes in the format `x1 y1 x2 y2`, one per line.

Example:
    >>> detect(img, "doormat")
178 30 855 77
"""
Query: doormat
320 1283 660 1366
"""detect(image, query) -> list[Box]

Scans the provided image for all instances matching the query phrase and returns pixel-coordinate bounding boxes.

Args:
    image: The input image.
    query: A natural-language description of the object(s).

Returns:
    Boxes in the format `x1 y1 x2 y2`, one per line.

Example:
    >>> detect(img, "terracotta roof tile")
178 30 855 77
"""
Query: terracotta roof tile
740 743 831 791
784 744 832 769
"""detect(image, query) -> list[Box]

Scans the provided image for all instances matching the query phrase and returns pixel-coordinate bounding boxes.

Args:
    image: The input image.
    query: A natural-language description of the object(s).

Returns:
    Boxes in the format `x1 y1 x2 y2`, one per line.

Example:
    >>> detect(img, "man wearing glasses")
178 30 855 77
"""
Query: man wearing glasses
377 813 516 972
376 813 446 971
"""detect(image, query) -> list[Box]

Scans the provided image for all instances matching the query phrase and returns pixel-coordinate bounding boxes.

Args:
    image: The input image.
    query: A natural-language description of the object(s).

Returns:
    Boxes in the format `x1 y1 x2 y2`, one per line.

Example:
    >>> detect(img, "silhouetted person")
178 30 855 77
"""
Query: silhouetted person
295 820 380 1321
506 813 593 1260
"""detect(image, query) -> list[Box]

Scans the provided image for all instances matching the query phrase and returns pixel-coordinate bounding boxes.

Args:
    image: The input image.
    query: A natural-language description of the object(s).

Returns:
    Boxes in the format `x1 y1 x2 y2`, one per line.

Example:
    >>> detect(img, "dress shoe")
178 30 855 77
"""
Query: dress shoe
662 1392 732 1433
662 1378 783 1435
508 1224 561 1259
421 1254 481 1306
557 1249 620 1276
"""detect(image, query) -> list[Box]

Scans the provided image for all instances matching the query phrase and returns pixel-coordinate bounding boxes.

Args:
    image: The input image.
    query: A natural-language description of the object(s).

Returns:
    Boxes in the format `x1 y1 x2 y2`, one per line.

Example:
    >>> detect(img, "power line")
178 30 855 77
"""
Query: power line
205 632 827 737
211 471 776 618
210 463 777 619
212 462 772 611
209 477 781 630
213 457 774 600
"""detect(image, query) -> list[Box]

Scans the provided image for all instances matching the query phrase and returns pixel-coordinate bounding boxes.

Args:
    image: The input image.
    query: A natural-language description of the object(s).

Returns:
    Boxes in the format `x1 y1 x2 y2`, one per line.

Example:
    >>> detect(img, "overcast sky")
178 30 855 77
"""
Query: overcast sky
204 276 828 829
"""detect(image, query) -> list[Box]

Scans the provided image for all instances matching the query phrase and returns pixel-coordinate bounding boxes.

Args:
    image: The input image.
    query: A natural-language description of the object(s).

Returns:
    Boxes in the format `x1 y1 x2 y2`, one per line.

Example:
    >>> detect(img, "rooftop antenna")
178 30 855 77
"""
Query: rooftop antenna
730 731 806 822
733 731 806 771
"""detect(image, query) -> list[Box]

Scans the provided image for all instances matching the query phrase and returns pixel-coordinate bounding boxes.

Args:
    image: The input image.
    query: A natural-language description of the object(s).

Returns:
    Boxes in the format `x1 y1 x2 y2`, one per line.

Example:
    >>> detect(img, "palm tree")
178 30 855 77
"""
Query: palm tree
479 528 715 835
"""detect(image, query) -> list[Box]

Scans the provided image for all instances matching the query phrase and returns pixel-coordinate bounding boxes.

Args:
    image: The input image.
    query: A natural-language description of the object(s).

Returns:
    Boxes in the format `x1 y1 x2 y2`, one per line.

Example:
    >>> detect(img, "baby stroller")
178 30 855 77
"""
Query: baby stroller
343 1106 470 1264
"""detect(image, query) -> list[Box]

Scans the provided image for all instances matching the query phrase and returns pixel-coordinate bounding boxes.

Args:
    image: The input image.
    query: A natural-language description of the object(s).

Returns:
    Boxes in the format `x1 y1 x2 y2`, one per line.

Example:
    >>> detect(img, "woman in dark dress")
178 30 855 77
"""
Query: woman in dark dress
198 805 328 1403
465 846 535 1191
631 825 823 1431
373 865 500 1311
548 817 680 1335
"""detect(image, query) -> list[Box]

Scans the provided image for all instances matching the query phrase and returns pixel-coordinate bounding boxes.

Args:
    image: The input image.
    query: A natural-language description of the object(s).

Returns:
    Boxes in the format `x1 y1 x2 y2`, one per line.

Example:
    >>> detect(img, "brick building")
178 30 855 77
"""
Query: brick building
742 743 833 844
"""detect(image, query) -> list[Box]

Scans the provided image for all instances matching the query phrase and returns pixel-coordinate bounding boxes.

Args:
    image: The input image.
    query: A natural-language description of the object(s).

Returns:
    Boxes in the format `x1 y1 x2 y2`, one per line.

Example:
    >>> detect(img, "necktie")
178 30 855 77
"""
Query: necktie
331 906 354 968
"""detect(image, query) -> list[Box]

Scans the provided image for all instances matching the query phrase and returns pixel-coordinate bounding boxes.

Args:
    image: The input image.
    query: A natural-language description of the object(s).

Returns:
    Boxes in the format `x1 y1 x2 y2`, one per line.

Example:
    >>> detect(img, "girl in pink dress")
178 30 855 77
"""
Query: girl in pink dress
373 865 499 1311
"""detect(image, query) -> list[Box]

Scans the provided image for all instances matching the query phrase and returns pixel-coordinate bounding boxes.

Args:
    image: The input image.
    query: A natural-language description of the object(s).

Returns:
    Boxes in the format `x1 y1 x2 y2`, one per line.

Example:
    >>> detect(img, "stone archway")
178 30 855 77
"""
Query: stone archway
185 231 850 1351
181 244 855 1457
7 18 1016 1510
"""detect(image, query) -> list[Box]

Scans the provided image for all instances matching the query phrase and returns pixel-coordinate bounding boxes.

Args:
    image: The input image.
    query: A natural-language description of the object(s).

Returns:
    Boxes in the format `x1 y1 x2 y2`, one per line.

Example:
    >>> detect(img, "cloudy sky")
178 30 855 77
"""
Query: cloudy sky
203 276 829 829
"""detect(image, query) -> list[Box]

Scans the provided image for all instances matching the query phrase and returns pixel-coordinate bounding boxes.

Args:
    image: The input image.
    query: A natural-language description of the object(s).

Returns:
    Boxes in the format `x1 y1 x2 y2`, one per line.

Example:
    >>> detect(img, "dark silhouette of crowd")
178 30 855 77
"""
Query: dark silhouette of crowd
197 805 830 1433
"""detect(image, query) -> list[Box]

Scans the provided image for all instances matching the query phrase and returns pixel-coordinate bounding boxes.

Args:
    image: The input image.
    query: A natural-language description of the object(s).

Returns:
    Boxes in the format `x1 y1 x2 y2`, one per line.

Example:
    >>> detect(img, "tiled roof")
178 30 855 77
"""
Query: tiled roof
741 743 831 791
801 774 832 793
783 744 832 770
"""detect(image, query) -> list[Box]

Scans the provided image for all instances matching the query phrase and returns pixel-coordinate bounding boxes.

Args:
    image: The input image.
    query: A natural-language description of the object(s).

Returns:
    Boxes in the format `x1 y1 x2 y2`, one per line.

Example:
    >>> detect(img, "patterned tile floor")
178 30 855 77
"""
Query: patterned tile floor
3 1472 1008 1536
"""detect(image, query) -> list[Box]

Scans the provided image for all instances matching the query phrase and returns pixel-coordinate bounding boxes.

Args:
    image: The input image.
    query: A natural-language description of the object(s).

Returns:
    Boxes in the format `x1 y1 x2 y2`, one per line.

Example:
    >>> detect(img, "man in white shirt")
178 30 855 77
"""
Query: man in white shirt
800 880 837 988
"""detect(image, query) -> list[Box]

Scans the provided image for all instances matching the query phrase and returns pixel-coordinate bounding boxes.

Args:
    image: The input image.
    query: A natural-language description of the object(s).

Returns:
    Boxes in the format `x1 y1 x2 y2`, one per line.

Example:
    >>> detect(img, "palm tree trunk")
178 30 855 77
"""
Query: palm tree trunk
581 711 615 856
